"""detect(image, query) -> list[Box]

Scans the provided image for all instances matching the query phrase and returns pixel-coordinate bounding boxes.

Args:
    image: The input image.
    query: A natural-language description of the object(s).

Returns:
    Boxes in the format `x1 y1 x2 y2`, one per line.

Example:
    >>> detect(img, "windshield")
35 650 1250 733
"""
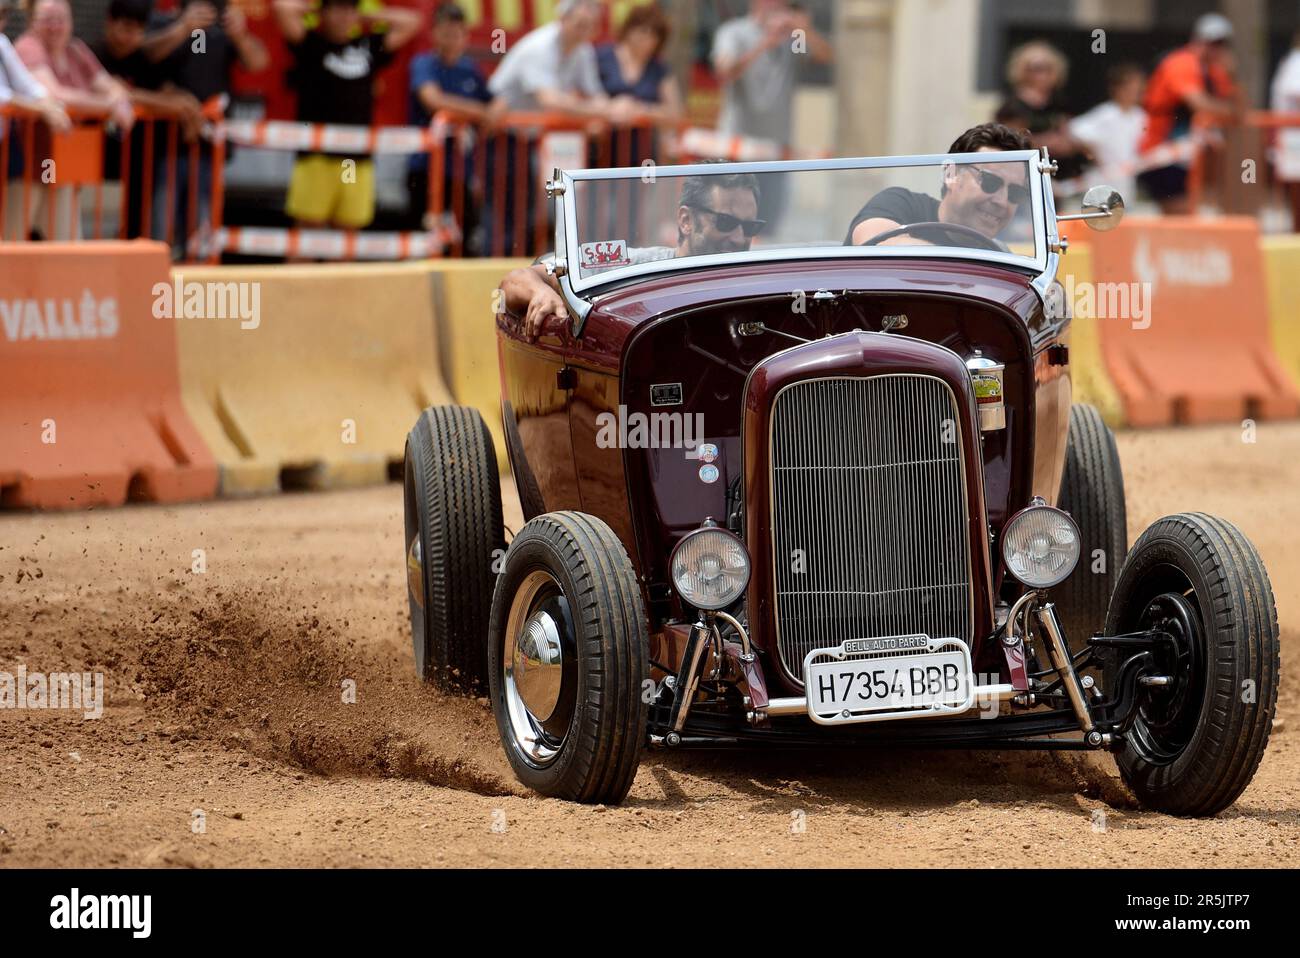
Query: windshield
562 153 1046 290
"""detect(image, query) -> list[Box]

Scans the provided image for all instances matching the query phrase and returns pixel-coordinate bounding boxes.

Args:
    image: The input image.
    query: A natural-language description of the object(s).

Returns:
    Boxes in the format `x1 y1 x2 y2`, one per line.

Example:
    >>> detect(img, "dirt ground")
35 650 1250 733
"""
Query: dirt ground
1 422 1298 868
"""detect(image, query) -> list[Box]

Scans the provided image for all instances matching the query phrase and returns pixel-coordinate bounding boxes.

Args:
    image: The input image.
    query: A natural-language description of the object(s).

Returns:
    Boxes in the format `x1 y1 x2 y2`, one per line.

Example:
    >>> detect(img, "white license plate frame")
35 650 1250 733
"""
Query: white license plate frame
803 635 975 726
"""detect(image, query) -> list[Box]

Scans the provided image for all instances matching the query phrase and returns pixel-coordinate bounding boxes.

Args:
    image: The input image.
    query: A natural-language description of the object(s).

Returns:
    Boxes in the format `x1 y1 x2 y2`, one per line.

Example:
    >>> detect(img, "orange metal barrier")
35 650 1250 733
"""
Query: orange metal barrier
1184 110 1300 216
1 104 808 263
0 101 224 261
428 110 669 259
426 111 820 259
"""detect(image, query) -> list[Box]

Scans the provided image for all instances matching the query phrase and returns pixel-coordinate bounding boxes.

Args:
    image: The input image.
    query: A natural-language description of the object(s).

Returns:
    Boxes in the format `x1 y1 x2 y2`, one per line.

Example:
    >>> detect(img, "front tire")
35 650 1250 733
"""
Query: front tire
1104 513 1280 816
404 405 504 693
488 512 649 804
1057 403 1127 649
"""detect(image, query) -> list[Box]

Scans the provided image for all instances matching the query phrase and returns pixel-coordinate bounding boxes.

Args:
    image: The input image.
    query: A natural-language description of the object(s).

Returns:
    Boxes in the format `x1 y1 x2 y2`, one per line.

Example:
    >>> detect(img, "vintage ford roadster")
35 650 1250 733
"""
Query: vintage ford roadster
403 147 1279 814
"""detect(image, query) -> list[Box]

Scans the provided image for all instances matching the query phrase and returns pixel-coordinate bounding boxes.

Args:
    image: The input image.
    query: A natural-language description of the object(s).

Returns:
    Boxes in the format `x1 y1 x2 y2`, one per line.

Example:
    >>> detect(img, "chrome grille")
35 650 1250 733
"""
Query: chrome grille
769 375 972 682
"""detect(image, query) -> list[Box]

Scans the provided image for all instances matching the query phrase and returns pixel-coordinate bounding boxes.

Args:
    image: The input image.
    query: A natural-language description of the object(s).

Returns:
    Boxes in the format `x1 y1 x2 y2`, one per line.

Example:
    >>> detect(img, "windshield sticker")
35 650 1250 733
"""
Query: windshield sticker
579 240 630 270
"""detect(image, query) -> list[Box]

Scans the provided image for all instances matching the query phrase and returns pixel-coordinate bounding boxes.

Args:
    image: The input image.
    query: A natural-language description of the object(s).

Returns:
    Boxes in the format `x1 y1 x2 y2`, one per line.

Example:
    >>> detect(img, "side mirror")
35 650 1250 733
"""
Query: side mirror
1058 185 1125 232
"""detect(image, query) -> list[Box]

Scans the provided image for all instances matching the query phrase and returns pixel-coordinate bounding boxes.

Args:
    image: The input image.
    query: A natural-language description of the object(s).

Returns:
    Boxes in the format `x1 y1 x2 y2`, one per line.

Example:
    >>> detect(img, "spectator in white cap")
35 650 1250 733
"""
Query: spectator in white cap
488 0 638 121
1136 10 1241 213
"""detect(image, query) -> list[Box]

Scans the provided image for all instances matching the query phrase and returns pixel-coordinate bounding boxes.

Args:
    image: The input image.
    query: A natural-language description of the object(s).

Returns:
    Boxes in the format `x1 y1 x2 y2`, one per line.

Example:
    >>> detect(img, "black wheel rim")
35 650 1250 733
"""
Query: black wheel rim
1127 582 1205 766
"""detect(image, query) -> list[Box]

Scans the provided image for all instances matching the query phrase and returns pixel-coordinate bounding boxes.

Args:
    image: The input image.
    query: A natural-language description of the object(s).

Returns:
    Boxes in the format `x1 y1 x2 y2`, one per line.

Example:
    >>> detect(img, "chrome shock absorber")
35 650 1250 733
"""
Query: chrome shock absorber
667 618 712 734
1034 598 1096 735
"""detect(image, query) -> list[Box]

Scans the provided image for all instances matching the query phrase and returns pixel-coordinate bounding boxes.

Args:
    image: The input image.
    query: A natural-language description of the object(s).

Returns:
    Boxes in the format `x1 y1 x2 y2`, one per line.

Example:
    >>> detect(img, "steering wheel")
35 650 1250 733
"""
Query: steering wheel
862 221 1003 252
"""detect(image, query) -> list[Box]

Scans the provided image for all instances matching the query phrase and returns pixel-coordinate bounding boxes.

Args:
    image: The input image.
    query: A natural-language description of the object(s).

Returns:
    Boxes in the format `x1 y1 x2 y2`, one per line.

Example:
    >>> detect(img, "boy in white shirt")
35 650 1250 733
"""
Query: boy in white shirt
1069 64 1146 203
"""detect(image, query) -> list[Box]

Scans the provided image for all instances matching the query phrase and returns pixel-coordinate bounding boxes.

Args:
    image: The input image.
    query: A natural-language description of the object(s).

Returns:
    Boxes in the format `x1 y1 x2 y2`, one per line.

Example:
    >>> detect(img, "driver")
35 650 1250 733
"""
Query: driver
844 123 1033 247
501 169 762 338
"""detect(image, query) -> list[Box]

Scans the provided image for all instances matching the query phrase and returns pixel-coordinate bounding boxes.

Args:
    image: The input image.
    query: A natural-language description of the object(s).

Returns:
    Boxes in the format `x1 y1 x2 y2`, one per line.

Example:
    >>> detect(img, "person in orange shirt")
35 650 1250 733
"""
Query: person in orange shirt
1137 12 1241 214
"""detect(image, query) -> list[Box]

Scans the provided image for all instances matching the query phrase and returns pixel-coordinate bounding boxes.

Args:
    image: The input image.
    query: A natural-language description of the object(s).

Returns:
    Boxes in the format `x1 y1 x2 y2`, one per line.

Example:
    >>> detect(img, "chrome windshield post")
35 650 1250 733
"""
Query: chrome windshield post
550 168 594 336
1031 146 1063 304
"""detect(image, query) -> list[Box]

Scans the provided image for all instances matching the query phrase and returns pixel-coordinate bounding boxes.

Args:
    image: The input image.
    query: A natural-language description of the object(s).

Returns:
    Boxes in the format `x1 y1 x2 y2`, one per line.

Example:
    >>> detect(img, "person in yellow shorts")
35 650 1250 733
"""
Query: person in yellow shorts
273 0 420 230
285 152 377 228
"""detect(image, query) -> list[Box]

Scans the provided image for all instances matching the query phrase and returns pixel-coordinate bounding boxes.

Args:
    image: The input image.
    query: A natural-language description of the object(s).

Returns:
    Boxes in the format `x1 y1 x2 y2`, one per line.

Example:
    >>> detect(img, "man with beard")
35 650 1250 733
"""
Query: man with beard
844 123 1033 247
501 170 763 338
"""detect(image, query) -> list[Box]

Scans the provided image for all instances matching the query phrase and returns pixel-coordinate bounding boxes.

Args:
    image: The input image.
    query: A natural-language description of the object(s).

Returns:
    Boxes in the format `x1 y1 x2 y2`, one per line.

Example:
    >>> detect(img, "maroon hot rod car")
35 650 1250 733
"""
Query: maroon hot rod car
403 151 1279 814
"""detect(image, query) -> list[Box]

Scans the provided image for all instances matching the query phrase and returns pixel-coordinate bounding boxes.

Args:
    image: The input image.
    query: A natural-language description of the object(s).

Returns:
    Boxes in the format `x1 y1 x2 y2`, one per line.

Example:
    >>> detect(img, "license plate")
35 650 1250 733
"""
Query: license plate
804 636 973 725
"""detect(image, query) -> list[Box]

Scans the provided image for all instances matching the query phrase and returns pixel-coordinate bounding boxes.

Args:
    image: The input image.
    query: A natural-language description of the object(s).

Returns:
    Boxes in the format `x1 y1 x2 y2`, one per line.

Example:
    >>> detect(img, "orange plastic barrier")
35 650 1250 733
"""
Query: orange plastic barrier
1089 216 1300 426
0 242 218 509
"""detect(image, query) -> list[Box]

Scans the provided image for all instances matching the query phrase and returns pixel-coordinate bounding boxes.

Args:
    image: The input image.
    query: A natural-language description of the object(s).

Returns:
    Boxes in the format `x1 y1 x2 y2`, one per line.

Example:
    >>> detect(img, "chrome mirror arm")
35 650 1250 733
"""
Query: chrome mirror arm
1058 208 1114 223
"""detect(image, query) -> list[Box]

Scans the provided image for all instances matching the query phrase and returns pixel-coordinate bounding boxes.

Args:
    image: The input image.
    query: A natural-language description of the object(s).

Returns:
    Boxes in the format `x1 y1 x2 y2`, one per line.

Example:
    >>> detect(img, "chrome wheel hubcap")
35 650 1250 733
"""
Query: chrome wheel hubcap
514 609 564 720
406 534 424 608
503 570 575 765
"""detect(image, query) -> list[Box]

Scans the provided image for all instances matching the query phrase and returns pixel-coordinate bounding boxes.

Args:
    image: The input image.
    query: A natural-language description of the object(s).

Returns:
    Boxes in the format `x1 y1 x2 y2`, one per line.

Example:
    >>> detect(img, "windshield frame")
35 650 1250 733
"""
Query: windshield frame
552 151 1053 301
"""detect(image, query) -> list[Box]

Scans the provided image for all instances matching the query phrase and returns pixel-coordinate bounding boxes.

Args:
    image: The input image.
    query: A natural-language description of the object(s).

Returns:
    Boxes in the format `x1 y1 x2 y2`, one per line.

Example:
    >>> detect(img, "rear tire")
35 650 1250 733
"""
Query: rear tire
1104 513 1280 816
488 512 649 804
404 405 504 693
1056 403 1126 649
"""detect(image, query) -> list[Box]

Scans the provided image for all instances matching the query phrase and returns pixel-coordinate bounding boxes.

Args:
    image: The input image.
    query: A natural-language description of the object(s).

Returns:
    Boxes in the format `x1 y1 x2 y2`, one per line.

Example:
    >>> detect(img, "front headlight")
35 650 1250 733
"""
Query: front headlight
670 526 751 611
1001 502 1080 589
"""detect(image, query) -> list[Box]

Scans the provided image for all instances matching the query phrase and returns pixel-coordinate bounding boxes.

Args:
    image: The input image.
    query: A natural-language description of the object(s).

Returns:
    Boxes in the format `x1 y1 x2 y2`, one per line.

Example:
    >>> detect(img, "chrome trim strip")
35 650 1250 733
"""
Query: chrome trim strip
564 150 1044 180
572 247 1041 297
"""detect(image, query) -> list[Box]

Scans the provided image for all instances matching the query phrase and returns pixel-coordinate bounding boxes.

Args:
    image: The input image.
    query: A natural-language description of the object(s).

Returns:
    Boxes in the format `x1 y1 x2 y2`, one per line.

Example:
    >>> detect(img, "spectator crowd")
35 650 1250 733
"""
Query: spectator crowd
0 0 842 254
993 13 1258 218
2 1 1299 259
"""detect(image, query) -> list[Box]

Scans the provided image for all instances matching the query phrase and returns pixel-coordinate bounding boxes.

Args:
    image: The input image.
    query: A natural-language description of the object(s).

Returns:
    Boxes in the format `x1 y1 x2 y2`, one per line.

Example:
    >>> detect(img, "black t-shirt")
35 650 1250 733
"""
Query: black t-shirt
91 41 169 91
289 31 393 127
843 187 941 245
148 11 238 102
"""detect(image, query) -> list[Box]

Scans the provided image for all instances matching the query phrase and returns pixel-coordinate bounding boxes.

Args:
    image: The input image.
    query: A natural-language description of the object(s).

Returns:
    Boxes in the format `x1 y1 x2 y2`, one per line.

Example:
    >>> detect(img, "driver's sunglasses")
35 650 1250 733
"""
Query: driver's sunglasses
965 166 1030 206
685 204 766 237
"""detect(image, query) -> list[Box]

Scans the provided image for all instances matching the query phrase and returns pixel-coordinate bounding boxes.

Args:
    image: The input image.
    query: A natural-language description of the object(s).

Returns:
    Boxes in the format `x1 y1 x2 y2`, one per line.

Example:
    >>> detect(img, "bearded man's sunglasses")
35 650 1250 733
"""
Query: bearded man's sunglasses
965 166 1030 206
684 204 766 237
